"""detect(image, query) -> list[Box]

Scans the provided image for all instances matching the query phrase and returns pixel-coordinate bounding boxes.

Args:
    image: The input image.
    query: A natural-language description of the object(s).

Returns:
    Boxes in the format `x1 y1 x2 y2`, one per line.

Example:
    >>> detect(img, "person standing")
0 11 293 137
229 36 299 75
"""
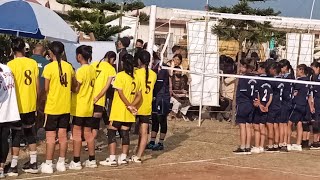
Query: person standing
7 38 39 176
0 62 21 178
116 37 130 73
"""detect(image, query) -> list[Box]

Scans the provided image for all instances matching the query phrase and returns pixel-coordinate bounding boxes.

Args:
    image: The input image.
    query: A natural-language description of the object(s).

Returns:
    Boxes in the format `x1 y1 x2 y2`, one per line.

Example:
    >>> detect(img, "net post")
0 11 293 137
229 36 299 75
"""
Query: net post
147 5 157 66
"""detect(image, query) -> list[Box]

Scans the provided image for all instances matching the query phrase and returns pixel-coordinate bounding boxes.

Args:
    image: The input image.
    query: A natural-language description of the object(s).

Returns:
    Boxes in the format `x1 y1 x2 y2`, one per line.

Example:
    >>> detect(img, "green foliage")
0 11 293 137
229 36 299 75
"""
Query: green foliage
57 0 144 41
136 12 149 23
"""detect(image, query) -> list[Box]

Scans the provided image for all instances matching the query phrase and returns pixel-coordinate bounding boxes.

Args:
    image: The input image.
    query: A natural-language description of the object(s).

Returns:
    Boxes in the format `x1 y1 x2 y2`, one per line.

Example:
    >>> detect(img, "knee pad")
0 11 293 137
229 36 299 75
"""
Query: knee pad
312 120 320 134
11 129 22 147
24 127 37 145
84 129 94 142
107 129 117 144
302 121 310 132
73 127 82 142
58 129 67 144
120 130 130 145
46 131 56 144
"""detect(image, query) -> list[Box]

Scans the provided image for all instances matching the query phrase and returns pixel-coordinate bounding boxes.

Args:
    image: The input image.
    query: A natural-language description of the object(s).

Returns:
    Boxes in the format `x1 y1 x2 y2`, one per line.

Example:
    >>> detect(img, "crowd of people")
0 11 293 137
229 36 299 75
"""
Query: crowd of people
0 37 183 177
234 56 320 155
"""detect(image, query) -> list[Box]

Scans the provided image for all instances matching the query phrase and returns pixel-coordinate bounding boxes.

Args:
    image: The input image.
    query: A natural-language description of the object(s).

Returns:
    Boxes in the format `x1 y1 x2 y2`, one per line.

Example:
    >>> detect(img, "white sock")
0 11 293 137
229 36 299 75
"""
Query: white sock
46 160 53 165
58 157 65 163
109 155 116 161
30 151 37 164
11 156 18 167
120 153 127 160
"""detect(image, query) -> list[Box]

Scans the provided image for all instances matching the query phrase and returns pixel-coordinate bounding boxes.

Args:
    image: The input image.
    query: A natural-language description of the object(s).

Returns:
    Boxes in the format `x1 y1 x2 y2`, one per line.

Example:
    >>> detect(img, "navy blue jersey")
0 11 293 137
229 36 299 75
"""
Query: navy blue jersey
236 74 257 104
269 76 284 110
282 73 294 102
293 76 310 106
254 74 273 106
311 74 320 99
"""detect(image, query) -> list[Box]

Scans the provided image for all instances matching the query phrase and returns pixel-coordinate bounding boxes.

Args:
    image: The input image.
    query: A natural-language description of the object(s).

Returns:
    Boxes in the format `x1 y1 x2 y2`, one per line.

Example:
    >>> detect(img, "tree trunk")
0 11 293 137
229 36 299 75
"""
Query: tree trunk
231 42 243 123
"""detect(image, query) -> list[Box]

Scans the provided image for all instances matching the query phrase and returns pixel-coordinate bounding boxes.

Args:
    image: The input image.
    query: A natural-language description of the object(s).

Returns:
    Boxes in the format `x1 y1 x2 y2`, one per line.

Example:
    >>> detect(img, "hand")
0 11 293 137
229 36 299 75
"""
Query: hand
93 97 99 104
261 105 268 112
293 90 298 97
127 105 137 115
311 107 316 114
253 98 260 107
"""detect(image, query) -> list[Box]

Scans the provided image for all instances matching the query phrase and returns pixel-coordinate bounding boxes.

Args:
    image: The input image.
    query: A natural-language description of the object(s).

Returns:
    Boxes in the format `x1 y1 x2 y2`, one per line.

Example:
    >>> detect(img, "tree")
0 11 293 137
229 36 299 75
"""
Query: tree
210 0 283 121
57 0 145 41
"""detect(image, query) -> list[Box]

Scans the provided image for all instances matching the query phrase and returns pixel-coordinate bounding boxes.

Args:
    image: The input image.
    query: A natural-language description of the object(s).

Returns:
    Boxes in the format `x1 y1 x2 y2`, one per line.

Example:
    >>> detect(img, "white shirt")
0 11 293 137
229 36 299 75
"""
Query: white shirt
0 64 20 123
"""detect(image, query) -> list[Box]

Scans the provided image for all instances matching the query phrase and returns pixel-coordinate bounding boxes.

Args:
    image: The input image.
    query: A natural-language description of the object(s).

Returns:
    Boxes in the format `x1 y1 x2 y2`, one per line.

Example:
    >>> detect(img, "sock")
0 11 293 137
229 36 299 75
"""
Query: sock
89 155 95 161
150 138 156 144
240 145 245 149
279 143 283 147
58 157 65 163
30 151 37 164
11 156 18 167
274 144 279 148
120 153 127 160
159 139 164 144
46 160 53 165
74 157 80 163
245 145 250 149
283 142 287 147
109 155 116 161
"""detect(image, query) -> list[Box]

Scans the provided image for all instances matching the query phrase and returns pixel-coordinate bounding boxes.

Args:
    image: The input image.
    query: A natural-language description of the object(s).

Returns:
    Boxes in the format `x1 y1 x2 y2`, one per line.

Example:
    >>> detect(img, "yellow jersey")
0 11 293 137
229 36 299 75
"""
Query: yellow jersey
42 61 74 115
109 71 141 122
136 68 157 115
71 64 96 117
7 57 39 113
91 61 116 107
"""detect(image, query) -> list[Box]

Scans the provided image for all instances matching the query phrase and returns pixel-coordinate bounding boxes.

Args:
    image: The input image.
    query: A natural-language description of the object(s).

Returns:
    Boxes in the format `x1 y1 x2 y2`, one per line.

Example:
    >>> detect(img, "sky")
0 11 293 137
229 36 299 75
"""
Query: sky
112 0 320 20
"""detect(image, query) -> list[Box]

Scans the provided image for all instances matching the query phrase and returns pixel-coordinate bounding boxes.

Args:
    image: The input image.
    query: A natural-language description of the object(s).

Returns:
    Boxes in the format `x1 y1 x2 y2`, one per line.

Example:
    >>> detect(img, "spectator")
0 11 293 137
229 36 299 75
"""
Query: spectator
170 66 191 121
172 45 181 55
135 39 144 49
116 37 130 72
167 54 183 76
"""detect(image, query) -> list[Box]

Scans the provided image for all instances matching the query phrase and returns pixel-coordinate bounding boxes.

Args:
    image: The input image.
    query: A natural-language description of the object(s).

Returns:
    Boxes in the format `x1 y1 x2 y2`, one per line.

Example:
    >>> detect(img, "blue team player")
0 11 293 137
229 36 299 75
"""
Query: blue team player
233 58 257 155
310 62 320 149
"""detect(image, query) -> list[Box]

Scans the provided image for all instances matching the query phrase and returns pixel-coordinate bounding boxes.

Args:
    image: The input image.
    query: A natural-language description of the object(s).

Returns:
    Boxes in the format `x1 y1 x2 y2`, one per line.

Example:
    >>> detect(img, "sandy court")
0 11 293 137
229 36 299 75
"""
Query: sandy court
7 120 320 180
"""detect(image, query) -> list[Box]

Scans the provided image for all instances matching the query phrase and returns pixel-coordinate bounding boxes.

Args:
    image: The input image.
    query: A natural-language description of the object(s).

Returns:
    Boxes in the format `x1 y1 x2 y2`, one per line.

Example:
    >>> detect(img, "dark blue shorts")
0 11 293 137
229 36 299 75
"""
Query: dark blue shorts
253 108 267 124
280 102 292 123
267 109 281 123
236 102 254 124
152 95 171 116
289 104 307 123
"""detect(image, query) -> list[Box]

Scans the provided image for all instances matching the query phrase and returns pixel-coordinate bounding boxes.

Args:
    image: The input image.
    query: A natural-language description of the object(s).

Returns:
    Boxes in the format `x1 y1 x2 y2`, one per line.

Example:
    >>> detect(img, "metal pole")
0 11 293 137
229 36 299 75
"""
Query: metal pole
198 0 209 127
118 1 124 40
308 0 316 33
147 5 157 67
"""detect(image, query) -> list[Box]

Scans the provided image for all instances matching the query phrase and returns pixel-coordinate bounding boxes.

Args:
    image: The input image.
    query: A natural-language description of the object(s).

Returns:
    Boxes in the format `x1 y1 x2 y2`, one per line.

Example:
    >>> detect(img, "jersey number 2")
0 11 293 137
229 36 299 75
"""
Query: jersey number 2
24 70 32 85
131 82 136 95
262 89 267 102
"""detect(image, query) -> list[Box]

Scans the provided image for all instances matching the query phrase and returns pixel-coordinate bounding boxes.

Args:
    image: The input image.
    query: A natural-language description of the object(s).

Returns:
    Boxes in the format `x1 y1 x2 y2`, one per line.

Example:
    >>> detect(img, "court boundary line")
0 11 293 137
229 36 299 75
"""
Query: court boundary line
19 155 320 179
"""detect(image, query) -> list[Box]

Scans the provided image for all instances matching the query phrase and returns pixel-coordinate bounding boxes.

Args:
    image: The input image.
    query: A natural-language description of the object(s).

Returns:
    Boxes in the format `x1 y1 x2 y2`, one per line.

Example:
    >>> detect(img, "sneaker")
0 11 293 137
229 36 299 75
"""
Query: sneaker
310 143 320 150
0 170 5 179
259 147 264 153
291 144 302 151
131 155 142 163
251 147 260 154
7 166 18 177
245 148 252 155
40 163 53 174
273 146 280 152
56 161 66 172
22 161 39 174
265 147 277 153
84 160 97 168
152 143 164 151
287 144 292 151
99 158 117 167
118 157 128 166
233 147 247 155
279 146 289 152
69 161 82 170
146 142 155 150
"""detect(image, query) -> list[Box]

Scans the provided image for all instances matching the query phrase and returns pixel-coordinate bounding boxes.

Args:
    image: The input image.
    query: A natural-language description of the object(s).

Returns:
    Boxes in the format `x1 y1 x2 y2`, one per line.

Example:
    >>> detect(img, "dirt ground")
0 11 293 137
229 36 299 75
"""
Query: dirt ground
7 120 320 180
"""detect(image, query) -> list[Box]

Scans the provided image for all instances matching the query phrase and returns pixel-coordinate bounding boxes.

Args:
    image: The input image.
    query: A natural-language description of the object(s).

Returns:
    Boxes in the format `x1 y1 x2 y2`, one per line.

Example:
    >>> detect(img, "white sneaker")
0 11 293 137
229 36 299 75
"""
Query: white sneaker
84 160 97 168
56 161 66 172
251 147 260 154
287 144 292 151
0 170 5 179
131 155 142 163
291 144 302 151
259 147 264 153
99 158 117 167
118 157 128 166
69 161 82 170
40 163 53 174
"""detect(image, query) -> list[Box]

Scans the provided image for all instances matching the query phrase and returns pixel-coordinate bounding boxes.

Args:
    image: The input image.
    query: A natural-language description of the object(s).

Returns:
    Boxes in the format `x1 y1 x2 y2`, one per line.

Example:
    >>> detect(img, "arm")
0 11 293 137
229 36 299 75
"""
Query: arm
44 78 50 95
94 77 113 104
131 91 142 107
309 94 315 113
36 77 40 100
71 76 80 93
117 89 131 107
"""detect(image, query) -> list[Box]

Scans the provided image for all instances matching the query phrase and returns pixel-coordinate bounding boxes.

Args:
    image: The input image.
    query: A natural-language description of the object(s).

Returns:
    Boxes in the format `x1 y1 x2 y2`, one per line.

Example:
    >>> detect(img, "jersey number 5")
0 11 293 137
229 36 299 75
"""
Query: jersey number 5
145 81 151 94
24 70 32 85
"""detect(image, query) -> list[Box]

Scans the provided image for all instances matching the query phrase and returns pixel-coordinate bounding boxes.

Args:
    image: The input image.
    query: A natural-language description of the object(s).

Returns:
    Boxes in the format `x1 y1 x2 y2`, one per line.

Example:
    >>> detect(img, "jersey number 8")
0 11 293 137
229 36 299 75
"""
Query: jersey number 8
24 70 32 85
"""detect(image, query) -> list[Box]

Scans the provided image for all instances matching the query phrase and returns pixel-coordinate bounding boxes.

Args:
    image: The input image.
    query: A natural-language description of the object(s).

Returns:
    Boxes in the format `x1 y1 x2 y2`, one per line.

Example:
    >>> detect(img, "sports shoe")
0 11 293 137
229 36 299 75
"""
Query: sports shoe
117 157 128 166
146 142 155 150
310 142 320 150
22 161 39 174
99 158 117 167
152 143 164 151
279 146 289 152
291 144 302 151
40 163 53 174
287 144 292 151
245 148 252 154
0 170 5 179
251 147 260 154
131 155 142 163
259 147 264 153
233 147 247 155
56 161 66 172
7 166 18 177
265 147 278 153
69 161 82 170
84 160 97 168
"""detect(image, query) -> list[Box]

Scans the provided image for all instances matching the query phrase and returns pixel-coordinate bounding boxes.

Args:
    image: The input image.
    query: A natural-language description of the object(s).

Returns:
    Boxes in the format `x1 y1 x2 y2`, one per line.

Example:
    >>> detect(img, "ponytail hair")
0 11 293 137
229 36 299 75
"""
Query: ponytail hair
48 41 65 86
266 61 281 76
138 50 151 90
76 45 92 62
97 51 116 68
279 59 295 78
122 54 134 79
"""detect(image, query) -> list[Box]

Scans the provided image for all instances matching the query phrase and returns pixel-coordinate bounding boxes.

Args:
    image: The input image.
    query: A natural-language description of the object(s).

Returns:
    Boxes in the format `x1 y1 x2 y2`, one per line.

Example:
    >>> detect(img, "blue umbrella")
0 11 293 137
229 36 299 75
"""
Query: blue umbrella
0 0 78 43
